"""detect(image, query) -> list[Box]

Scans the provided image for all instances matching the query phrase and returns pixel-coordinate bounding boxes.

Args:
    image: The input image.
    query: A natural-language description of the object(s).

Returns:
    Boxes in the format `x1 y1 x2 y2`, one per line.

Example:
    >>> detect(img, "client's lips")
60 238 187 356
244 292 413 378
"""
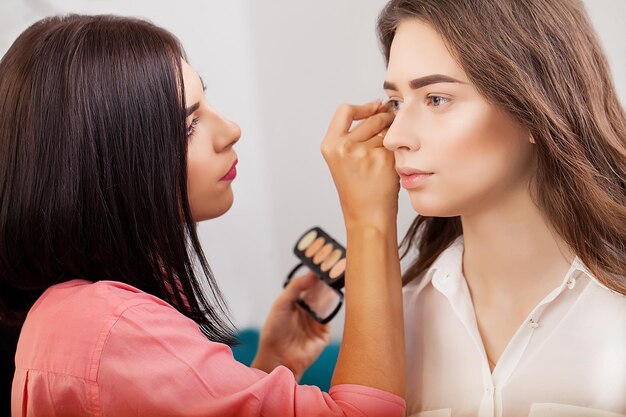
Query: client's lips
396 167 433 189
220 159 238 181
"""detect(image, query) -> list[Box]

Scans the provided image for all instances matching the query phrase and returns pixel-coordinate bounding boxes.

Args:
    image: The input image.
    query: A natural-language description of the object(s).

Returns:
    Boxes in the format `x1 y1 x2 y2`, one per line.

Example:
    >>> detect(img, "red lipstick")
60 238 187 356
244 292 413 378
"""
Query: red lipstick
220 159 238 181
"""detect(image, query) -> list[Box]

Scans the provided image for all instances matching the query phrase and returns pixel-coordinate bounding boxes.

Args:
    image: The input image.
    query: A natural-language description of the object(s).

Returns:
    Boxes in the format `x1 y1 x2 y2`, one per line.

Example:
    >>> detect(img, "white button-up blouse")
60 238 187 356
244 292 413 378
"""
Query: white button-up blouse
403 236 626 417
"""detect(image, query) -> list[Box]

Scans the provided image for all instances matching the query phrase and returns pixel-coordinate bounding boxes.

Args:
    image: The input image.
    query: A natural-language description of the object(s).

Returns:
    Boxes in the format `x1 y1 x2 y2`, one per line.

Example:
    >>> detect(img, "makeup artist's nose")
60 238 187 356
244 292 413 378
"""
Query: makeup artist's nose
383 111 420 152
215 116 241 152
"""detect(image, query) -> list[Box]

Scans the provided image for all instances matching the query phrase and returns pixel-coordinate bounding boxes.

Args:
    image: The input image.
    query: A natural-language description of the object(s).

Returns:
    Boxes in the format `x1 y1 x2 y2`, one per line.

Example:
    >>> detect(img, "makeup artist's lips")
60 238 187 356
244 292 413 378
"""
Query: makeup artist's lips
220 159 238 181
397 167 433 189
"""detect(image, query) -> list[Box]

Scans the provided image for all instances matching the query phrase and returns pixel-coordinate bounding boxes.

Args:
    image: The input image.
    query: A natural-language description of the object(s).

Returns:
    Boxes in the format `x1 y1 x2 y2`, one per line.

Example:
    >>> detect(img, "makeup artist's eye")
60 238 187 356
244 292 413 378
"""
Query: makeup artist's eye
427 95 450 107
186 117 199 138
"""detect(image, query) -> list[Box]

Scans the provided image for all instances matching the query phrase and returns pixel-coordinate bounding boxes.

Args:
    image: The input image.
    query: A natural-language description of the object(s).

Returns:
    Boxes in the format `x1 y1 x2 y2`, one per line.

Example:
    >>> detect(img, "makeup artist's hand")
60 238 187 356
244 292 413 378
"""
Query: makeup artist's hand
321 102 404 396
321 100 399 228
251 272 331 381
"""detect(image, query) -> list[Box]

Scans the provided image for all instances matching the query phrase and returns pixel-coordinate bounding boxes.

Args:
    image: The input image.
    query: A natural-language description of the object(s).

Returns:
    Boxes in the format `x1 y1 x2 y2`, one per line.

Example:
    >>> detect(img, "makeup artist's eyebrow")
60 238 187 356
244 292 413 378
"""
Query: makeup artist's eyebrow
199 75 207 92
383 74 466 91
185 102 200 117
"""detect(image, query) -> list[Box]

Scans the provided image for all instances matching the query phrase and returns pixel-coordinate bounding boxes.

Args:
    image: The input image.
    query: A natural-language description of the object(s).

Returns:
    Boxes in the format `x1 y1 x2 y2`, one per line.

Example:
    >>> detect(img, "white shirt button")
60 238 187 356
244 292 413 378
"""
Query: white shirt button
528 319 539 329
567 277 577 289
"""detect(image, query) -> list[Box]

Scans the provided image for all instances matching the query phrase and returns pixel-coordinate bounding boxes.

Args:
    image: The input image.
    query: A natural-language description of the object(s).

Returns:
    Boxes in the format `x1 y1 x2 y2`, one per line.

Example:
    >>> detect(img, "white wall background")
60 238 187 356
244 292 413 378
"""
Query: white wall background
1 0 624 339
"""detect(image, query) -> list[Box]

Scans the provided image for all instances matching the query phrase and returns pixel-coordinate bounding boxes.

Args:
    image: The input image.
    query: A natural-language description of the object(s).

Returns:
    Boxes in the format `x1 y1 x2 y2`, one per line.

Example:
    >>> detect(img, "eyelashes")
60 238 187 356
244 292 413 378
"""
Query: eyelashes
387 95 450 114
186 117 199 138
388 99 403 113
428 96 449 107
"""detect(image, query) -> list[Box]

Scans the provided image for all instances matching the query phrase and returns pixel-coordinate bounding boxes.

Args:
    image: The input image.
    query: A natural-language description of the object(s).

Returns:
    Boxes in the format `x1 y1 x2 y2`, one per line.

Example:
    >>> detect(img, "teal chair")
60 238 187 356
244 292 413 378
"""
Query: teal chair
232 328 339 392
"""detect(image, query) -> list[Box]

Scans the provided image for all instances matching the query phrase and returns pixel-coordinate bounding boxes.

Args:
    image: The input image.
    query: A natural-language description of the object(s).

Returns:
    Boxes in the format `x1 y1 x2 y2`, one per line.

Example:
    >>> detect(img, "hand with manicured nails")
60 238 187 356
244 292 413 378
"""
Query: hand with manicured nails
251 272 331 381
321 101 399 228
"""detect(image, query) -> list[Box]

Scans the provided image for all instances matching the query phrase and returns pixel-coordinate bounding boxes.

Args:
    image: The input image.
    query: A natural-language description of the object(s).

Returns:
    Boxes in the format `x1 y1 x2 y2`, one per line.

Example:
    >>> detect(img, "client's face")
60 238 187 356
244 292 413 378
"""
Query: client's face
182 59 241 221
383 19 534 218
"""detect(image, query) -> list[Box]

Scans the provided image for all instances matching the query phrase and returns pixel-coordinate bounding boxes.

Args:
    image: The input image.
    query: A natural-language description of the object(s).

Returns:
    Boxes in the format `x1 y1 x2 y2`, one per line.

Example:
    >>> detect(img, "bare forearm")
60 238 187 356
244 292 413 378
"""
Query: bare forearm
331 221 405 397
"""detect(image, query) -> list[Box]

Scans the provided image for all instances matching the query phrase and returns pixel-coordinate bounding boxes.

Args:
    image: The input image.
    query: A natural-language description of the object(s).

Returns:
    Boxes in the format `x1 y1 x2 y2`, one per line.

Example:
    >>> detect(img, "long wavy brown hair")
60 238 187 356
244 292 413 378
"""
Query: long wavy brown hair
377 0 626 294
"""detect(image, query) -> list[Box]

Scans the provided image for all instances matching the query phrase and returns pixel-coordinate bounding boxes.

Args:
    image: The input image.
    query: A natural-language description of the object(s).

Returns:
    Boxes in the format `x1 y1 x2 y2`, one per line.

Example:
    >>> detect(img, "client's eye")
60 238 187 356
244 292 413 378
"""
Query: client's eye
388 99 403 114
427 95 450 107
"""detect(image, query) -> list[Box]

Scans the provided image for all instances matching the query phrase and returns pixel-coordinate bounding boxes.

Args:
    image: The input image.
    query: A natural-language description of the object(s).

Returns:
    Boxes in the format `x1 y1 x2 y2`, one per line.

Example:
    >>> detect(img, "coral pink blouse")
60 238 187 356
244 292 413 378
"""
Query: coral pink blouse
12 280 405 416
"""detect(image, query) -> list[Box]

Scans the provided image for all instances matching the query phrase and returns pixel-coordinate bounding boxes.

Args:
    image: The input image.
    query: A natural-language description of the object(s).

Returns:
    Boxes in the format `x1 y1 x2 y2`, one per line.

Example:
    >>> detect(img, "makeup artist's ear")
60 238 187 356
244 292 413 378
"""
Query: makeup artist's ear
529 134 536 144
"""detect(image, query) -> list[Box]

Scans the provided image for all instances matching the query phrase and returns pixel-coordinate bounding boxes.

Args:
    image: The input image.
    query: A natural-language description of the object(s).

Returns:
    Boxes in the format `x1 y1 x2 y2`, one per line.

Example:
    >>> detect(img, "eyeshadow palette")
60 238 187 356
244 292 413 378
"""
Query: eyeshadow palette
294 227 346 289
284 226 346 324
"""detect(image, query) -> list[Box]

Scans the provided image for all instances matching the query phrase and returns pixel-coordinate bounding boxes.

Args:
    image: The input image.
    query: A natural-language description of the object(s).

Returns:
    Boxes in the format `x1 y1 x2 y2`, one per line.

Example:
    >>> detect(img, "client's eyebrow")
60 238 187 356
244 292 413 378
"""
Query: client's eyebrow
383 74 465 91
185 102 200 117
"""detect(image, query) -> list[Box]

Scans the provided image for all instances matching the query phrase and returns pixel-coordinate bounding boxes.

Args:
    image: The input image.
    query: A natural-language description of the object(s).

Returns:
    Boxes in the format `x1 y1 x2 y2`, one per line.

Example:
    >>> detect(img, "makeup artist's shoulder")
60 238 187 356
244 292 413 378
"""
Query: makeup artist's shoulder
47 279 172 314
99 280 174 309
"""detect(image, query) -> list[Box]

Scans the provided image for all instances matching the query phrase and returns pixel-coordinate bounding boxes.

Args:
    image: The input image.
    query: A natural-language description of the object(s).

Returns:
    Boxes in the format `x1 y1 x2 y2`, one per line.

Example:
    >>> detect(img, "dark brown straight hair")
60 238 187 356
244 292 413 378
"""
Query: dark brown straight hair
377 0 626 293
0 15 236 343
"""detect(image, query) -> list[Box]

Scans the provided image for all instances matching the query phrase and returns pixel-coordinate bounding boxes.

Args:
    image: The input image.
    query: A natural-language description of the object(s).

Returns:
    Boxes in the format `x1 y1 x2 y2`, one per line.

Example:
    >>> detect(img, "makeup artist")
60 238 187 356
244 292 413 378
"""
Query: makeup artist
0 14 405 416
